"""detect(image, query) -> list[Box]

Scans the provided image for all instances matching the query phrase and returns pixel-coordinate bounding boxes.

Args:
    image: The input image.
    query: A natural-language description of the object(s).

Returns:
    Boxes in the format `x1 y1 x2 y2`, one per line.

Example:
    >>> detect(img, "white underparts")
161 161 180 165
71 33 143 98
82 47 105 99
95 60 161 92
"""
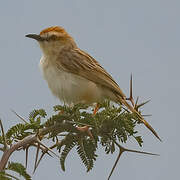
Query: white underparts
39 56 102 105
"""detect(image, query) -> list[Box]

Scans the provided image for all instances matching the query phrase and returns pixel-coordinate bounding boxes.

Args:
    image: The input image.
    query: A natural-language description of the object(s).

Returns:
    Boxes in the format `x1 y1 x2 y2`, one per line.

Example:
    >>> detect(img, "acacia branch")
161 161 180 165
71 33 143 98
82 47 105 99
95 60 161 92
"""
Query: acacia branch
0 98 160 179
0 135 36 171
0 119 8 150
0 122 75 171
107 137 159 180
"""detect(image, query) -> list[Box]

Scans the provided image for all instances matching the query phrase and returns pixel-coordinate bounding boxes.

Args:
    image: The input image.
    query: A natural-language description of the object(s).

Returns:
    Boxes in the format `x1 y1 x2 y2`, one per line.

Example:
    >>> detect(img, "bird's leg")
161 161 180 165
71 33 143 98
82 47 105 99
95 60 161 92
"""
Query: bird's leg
93 103 99 115
126 74 135 107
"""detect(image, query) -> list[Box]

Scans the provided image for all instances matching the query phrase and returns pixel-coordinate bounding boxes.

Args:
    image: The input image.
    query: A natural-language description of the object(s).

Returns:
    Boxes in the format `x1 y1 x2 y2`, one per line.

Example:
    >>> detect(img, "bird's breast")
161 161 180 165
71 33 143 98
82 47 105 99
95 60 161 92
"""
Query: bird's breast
39 56 102 105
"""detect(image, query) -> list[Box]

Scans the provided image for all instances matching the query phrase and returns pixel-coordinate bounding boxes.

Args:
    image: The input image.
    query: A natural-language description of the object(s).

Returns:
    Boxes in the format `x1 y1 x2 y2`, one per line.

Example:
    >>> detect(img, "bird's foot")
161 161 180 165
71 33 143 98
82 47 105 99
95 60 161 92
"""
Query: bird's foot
76 126 93 139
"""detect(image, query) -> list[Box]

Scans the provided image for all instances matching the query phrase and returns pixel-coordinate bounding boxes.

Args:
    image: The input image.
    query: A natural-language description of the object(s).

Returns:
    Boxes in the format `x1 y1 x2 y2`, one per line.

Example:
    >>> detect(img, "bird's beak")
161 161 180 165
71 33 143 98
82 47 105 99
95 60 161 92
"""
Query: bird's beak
25 34 44 41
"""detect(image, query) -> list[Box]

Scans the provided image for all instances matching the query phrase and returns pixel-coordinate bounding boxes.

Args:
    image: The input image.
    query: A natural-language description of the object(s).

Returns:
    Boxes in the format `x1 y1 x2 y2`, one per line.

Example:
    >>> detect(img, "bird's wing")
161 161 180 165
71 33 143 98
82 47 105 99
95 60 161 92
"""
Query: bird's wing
57 48 126 98
57 48 161 141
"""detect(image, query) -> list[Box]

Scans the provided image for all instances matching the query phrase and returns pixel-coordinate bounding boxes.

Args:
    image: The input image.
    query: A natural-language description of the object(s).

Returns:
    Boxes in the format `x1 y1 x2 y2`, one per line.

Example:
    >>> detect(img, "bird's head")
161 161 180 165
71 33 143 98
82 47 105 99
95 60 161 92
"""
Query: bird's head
26 26 76 56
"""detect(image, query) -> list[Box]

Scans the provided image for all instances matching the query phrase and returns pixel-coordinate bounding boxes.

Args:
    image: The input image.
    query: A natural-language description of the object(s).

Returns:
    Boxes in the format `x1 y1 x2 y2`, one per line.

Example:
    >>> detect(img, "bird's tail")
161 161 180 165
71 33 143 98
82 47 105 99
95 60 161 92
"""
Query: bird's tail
119 97 161 141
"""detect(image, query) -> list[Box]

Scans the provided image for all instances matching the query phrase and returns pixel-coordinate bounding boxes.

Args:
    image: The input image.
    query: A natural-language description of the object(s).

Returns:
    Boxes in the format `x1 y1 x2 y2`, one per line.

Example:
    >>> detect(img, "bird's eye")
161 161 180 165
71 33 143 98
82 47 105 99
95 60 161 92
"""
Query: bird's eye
50 35 56 40
43 34 49 41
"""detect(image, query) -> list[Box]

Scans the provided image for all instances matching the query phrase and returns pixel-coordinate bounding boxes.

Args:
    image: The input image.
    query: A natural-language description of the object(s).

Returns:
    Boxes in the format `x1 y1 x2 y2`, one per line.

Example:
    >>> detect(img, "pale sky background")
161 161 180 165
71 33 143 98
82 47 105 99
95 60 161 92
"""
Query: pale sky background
0 0 179 179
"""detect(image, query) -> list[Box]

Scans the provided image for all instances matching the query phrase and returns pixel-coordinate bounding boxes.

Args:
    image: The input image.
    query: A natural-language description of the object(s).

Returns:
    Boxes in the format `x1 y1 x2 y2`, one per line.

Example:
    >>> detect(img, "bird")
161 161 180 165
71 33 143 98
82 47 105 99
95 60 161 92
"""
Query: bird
26 26 161 141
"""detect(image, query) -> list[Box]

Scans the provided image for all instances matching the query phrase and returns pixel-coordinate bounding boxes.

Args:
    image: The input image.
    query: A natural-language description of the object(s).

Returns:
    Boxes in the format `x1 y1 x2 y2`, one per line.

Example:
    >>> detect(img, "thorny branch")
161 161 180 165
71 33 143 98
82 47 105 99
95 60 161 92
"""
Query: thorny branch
107 136 159 180
0 122 74 171
0 75 160 179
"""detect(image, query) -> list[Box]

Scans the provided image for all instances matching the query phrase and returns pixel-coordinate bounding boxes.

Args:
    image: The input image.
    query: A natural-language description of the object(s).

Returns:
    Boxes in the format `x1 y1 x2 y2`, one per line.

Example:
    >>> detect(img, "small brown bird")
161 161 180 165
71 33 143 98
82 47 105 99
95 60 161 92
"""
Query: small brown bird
26 26 161 141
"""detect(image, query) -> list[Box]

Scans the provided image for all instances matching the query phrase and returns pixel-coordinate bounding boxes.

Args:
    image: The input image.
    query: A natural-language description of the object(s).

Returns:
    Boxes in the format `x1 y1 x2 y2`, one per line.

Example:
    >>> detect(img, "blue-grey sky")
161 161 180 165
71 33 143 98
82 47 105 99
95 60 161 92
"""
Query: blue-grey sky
0 0 179 179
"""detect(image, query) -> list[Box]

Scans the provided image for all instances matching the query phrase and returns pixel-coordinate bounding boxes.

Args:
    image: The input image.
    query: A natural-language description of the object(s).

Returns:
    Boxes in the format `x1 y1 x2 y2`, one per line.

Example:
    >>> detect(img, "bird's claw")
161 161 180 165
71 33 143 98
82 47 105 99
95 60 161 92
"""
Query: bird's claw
76 126 93 139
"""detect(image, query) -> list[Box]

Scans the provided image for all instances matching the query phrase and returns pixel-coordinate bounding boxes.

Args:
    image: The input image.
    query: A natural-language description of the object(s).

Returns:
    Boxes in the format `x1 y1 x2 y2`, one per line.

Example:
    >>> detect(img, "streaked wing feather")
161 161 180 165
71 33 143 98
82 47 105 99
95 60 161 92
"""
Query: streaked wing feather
57 48 161 140
57 48 126 98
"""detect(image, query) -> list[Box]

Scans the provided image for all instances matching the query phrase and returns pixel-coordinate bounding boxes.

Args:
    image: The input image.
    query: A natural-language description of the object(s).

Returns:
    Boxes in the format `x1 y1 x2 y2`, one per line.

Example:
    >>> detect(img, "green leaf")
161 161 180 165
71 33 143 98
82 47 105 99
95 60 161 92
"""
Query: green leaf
134 136 143 147
60 134 77 171
6 123 38 141
7 162 31 180
76 141 89 171
29 109 46 124
0 172 12 180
